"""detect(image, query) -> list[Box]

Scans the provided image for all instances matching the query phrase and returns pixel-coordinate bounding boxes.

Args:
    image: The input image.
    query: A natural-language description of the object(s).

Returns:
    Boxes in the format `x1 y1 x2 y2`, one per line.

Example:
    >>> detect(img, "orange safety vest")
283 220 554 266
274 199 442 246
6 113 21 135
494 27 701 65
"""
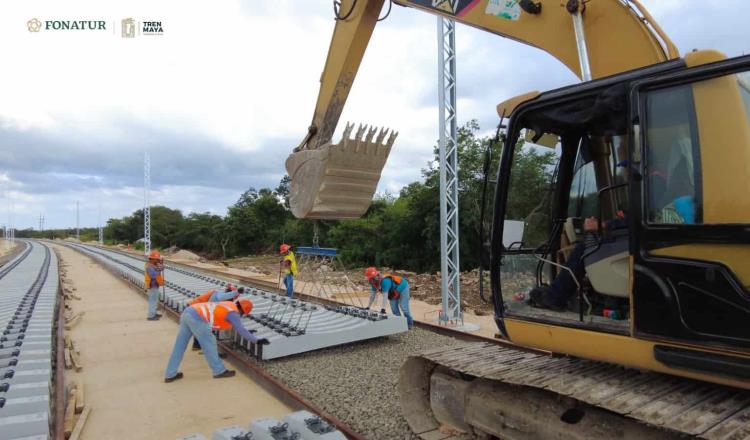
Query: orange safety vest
192 301 239 331
384 274 402 285
144 263 164 287
189 289 216 306
383 274 403 299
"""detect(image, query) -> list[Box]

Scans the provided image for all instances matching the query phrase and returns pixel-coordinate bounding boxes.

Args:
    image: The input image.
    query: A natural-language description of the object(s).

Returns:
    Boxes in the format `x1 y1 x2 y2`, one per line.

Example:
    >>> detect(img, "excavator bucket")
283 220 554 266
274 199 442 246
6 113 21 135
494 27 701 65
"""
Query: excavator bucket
285 123 397 219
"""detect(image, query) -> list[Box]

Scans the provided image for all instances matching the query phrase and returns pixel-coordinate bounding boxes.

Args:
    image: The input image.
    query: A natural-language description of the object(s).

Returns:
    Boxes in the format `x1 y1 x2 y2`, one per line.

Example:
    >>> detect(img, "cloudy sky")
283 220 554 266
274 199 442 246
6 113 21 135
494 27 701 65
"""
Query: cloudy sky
0 0 747 230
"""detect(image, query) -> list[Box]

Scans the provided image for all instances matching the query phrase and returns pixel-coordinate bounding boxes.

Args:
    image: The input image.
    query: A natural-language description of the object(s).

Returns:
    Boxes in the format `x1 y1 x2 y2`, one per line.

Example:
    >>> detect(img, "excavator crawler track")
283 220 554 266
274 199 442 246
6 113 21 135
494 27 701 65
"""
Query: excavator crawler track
399 342 750 439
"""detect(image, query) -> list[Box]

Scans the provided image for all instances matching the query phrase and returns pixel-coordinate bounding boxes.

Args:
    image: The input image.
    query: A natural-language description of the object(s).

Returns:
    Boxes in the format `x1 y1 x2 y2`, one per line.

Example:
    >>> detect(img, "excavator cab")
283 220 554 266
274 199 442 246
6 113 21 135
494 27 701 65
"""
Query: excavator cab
491 52 750 383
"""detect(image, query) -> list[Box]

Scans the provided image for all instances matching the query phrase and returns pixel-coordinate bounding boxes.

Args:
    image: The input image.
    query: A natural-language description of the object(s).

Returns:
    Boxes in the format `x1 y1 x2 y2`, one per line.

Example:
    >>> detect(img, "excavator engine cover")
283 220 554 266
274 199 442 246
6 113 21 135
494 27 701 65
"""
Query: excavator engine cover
285 123 397 219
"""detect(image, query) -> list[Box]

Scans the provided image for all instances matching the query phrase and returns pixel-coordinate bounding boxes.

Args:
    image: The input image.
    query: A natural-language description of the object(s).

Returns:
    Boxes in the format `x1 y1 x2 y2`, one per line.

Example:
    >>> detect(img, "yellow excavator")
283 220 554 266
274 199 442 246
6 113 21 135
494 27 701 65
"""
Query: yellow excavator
288 1 750 438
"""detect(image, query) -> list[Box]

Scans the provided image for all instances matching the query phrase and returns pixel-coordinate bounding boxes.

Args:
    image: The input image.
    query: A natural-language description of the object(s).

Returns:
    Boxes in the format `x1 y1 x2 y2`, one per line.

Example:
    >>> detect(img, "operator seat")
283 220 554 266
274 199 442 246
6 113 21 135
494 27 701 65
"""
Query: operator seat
582 229 629 298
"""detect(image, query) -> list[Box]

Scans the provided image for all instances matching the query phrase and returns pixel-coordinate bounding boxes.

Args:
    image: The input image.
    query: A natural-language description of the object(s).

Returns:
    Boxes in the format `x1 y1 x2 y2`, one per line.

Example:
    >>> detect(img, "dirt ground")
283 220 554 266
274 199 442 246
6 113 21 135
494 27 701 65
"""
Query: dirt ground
52 244 291 439
0 238 18 258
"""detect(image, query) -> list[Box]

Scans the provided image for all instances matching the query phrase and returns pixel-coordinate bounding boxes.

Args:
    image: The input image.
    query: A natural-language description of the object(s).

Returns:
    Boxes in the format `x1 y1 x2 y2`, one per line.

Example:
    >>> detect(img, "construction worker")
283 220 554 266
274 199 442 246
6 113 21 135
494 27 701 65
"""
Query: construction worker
164 299 266 382
189 283 245 306
365 267 413 329
279 243 297 298
188 284 245 351
144 250 164 321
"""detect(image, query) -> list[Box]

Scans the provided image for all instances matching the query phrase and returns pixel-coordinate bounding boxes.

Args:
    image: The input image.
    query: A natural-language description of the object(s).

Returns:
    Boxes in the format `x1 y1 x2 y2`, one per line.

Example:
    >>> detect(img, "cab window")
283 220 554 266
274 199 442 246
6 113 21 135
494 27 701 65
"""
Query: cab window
644 69 750 225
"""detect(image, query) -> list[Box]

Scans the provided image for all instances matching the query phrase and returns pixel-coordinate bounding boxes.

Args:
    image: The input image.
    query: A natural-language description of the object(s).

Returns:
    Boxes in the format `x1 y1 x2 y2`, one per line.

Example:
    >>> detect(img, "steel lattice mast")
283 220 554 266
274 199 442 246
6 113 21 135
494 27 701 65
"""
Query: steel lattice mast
144 152 151 256
98 199 103 246
437 17 462 325
75 201 80 240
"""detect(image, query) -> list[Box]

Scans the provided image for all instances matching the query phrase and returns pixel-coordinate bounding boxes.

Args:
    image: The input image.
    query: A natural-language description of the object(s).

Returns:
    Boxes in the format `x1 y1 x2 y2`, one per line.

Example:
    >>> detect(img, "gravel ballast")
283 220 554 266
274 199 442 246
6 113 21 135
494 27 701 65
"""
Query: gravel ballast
259 328 465 439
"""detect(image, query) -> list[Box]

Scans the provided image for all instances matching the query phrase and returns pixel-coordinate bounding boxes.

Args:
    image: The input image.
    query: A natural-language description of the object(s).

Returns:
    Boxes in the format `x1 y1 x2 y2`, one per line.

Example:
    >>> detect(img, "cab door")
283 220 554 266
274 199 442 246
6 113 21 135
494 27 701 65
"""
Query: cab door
630 54 750 352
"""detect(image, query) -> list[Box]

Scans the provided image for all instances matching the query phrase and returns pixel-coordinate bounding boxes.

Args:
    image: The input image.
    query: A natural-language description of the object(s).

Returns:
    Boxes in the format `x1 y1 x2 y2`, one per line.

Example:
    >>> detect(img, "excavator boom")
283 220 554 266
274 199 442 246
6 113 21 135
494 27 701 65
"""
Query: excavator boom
287 0 679 219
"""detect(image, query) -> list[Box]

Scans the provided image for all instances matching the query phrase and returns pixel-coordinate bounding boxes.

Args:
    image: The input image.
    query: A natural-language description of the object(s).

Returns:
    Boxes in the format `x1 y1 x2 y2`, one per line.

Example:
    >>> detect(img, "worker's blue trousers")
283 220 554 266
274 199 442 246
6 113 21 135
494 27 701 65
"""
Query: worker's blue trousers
389 286 414 329
147 287 160 318
284 274 294 298
165 310 227 379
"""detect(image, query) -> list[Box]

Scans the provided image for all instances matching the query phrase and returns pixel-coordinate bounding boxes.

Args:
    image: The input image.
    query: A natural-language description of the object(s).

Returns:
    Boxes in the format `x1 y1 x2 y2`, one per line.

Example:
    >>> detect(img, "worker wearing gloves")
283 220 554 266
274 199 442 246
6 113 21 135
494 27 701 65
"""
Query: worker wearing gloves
364 268 388 314
144 250 164 321
279 243 297 298
188 283 245 351
365 267 413 329
164 299 267 382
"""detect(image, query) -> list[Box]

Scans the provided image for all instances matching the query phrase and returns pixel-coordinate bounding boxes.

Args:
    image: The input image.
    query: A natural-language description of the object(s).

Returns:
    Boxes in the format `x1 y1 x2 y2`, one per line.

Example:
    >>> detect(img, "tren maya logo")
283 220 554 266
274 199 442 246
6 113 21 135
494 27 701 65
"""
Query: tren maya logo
27 18 107 32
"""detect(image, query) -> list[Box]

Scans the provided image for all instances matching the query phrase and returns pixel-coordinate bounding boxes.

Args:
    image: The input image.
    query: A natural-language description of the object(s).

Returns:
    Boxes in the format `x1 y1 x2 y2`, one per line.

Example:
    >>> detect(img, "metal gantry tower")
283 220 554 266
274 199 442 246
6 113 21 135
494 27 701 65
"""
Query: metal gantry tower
143 152 151 256
76 200 80 240
437 17 462 325
98 199 103 246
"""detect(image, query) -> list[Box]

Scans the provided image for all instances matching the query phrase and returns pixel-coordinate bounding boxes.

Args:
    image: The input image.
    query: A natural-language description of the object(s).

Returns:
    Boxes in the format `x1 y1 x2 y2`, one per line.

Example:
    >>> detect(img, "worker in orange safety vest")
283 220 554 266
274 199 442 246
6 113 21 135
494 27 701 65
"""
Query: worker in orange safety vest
164 299 267 382
144 250 164 320
188 283 245 352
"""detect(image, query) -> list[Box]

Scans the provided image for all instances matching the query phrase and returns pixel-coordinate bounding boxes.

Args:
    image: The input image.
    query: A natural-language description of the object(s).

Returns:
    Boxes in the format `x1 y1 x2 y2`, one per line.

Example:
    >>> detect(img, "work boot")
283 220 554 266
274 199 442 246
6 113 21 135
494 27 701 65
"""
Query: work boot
164 372 183 383
147 315 161 321
529 286 566 312
213 369 236 379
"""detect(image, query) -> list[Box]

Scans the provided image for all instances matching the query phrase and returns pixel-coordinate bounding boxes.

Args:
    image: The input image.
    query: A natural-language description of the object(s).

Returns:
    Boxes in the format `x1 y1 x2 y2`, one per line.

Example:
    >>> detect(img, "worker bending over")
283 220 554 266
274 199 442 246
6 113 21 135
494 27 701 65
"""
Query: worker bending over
189 283 245 305
279 243 297 298
365 267 413 329
164 299 266 382
188 283 245 351
144 250 164 321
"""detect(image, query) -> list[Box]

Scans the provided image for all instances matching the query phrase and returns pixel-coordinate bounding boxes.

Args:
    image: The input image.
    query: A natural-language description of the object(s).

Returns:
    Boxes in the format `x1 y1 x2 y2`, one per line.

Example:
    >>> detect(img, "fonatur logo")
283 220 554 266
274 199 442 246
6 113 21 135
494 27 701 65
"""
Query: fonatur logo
27 18 42 32
27 19 107 32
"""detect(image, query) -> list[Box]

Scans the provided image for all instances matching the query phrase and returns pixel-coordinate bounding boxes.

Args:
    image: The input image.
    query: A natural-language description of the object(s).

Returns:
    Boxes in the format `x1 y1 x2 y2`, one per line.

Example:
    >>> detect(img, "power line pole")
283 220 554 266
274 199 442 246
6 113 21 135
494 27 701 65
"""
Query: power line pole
437 17 462 325
98 200 103 246
144 152 151 255
76 201 80 240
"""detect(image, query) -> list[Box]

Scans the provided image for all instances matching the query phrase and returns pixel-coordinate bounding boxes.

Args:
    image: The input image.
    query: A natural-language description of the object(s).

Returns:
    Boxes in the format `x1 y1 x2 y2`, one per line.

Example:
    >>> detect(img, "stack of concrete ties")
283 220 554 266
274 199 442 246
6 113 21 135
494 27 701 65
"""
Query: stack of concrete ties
178 410 347 440
0 243 58 440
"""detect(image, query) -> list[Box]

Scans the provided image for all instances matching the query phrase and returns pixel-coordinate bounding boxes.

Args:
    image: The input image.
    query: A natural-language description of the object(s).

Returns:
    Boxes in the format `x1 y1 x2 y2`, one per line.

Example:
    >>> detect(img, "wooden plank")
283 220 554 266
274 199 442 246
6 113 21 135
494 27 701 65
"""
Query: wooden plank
64 393 77 438
75 383 85 414
65 314 81 330
70 349 83 372
68 405 92 440
64 348 72 370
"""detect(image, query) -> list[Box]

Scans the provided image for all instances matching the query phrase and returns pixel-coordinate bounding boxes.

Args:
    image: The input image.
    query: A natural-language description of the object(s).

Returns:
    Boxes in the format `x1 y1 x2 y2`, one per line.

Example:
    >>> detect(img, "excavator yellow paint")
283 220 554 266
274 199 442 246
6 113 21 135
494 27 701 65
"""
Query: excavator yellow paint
496 90 540 118
505 318 750 391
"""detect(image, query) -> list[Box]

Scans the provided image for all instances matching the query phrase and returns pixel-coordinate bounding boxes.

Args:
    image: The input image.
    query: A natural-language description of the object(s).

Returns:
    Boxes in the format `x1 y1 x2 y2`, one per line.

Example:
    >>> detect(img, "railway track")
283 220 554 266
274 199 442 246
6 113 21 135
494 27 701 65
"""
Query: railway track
62 242 459 439
0 240 61 440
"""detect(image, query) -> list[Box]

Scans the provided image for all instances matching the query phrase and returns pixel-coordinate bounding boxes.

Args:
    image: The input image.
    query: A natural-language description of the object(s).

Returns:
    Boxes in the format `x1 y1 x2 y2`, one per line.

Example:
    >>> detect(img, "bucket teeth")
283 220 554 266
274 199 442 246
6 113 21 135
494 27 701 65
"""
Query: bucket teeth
339 122 398 156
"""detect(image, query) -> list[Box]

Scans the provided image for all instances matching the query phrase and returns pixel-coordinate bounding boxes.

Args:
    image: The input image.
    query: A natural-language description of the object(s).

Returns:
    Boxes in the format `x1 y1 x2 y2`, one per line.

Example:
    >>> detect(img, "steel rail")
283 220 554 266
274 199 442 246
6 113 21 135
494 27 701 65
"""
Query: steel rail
53 248 65 440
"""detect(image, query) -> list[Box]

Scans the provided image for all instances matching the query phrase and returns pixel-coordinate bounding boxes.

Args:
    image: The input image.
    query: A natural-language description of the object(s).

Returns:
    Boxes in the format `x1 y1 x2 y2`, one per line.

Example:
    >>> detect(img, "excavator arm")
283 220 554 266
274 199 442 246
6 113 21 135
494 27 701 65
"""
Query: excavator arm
287 0 679 219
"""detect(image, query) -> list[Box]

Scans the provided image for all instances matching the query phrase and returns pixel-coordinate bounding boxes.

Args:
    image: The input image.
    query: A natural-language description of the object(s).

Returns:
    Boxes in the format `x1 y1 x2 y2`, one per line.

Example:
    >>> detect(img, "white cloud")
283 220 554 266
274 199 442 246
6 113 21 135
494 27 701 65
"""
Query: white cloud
0 0 748 230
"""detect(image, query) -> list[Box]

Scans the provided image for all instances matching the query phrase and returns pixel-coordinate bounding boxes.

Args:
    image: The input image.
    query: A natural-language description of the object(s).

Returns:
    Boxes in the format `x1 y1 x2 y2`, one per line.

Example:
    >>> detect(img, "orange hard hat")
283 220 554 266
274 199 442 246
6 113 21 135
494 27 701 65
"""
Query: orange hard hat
148 250 161 260
364 267 380 280
237 298 253 316
279 243 291 253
